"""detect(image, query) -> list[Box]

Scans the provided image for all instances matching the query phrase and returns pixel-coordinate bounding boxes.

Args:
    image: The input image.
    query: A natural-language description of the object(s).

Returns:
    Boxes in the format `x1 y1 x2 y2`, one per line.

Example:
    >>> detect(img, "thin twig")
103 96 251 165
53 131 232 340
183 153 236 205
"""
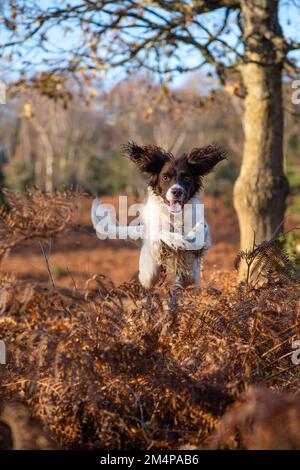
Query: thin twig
66 266 77 291
266 363 300 381
39 240 55 287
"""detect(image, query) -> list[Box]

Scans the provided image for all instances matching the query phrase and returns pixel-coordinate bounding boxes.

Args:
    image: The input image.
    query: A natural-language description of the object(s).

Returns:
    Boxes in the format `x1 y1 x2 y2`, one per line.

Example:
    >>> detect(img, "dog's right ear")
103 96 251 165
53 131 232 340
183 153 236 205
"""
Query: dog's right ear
185 145 227 176
122 141 172 174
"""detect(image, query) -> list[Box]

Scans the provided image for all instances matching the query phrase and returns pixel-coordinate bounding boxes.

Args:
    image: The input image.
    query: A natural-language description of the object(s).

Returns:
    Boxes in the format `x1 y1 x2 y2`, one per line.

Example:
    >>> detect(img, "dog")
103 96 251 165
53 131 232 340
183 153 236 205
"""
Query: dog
91 142 226 291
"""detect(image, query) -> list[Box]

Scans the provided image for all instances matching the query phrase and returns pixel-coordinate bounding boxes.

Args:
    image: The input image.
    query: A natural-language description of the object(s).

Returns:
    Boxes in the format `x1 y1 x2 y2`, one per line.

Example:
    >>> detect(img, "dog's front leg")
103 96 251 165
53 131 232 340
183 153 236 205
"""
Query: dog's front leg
139 243 160 289
173 257 201 291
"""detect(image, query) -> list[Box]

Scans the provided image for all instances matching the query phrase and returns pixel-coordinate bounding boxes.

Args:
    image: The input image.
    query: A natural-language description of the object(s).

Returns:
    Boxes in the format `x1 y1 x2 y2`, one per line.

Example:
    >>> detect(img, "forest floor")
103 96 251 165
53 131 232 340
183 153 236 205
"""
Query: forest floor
1 191 299 450
0 195 239 289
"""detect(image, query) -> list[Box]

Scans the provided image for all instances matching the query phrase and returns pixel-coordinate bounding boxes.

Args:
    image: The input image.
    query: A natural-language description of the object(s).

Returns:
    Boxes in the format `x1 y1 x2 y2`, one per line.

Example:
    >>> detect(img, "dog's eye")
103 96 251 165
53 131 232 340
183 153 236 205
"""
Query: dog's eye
183 175 190 181
162 174 170 181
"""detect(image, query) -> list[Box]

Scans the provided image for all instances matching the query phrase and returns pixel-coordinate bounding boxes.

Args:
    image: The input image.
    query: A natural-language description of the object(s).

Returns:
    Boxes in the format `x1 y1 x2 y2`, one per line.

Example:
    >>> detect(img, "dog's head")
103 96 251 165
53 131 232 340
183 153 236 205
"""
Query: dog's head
123 142 226 214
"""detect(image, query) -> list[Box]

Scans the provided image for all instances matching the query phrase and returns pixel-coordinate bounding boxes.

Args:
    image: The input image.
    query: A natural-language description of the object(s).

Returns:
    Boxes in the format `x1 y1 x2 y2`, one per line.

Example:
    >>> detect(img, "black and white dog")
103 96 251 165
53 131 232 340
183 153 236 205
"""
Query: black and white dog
91 142 226 290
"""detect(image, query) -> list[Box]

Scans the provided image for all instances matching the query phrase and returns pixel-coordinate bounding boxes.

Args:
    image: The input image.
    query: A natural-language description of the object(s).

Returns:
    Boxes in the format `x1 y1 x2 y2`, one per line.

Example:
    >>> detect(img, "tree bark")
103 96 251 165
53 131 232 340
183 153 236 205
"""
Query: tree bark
233 0 289 253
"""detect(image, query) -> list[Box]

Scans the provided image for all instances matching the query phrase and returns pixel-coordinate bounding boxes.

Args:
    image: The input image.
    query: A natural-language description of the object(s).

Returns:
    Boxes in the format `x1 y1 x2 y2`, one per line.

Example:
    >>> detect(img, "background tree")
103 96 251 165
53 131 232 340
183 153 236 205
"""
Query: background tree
1 77 242 196
1 0 300 250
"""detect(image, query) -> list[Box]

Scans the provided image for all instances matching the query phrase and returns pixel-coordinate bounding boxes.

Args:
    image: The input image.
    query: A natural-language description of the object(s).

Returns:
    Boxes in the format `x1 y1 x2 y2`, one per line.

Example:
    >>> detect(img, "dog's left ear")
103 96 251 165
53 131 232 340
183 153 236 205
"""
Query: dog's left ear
185 145 227 175
122 141 172 174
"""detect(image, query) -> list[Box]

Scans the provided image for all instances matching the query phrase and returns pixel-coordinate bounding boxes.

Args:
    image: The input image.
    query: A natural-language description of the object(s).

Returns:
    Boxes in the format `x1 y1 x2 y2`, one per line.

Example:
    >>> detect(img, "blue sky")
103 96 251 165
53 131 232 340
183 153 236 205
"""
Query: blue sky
0 0 299 90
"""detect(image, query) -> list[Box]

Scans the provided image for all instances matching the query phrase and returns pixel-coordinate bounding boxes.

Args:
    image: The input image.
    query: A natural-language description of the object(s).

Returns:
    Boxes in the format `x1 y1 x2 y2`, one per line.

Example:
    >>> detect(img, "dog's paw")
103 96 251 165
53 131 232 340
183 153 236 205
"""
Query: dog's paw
161 231 186 250
171 238 189 251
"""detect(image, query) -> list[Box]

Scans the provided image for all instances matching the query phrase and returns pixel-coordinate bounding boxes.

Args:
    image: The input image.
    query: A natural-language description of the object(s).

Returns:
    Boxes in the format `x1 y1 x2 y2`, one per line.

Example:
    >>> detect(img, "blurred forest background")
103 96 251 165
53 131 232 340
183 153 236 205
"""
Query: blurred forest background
0 74 299 221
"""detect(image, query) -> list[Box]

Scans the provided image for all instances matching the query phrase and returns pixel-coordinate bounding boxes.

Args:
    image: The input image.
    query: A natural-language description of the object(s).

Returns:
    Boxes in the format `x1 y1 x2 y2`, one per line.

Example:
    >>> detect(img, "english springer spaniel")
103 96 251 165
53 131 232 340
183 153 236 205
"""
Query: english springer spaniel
91 142 226 291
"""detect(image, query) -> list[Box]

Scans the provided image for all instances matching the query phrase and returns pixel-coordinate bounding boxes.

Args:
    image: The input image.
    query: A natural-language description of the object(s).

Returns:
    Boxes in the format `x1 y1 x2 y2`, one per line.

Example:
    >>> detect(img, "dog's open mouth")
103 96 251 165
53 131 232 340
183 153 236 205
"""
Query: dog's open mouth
168 200 184 214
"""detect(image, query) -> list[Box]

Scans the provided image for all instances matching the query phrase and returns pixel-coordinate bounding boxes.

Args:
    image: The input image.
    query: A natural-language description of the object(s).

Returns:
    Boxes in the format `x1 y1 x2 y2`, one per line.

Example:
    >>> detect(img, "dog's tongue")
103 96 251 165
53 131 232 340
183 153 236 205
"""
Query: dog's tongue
169 201 182 213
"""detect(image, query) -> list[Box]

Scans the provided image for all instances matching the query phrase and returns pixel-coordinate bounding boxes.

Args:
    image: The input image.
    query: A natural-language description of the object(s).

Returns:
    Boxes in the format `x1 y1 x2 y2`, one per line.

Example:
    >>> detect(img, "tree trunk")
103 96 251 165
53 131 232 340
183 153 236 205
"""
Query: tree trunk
233 0 289 253
30 117 54 192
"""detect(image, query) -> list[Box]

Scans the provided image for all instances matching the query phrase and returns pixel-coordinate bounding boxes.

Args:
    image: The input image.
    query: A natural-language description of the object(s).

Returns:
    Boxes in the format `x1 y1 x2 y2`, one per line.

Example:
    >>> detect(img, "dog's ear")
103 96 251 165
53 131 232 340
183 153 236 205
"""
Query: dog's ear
123 141 172 174
185 145 227 175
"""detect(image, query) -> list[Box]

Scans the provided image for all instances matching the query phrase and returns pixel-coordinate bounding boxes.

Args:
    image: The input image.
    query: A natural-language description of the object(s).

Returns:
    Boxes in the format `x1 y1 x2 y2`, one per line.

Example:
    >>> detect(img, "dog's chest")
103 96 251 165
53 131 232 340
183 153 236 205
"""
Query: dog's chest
142 189 202 240
159 241 204 277
142 189 205 275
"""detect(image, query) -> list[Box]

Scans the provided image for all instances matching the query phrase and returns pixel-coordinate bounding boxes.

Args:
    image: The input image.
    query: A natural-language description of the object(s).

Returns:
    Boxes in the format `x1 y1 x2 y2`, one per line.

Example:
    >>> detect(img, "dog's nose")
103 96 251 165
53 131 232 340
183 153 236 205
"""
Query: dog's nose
171 187 183 198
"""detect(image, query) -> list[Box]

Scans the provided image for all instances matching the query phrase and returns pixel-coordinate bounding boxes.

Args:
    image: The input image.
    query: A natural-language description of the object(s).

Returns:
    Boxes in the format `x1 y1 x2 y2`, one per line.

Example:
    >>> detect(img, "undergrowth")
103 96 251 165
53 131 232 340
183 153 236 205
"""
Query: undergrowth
0 189 299 450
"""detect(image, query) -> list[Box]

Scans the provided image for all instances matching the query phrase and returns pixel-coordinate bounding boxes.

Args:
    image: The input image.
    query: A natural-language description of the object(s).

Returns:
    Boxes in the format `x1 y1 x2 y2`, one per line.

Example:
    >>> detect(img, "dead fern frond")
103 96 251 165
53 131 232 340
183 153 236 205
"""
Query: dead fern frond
235 234 300 287
0 190 299 449
208 387 300 450
0 188 83 262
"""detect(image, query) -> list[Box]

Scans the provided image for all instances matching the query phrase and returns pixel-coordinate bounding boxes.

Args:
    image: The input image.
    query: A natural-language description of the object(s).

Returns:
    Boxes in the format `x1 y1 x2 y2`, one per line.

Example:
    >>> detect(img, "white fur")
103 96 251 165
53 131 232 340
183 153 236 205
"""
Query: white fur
139 188 209 288
91 189 211 290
